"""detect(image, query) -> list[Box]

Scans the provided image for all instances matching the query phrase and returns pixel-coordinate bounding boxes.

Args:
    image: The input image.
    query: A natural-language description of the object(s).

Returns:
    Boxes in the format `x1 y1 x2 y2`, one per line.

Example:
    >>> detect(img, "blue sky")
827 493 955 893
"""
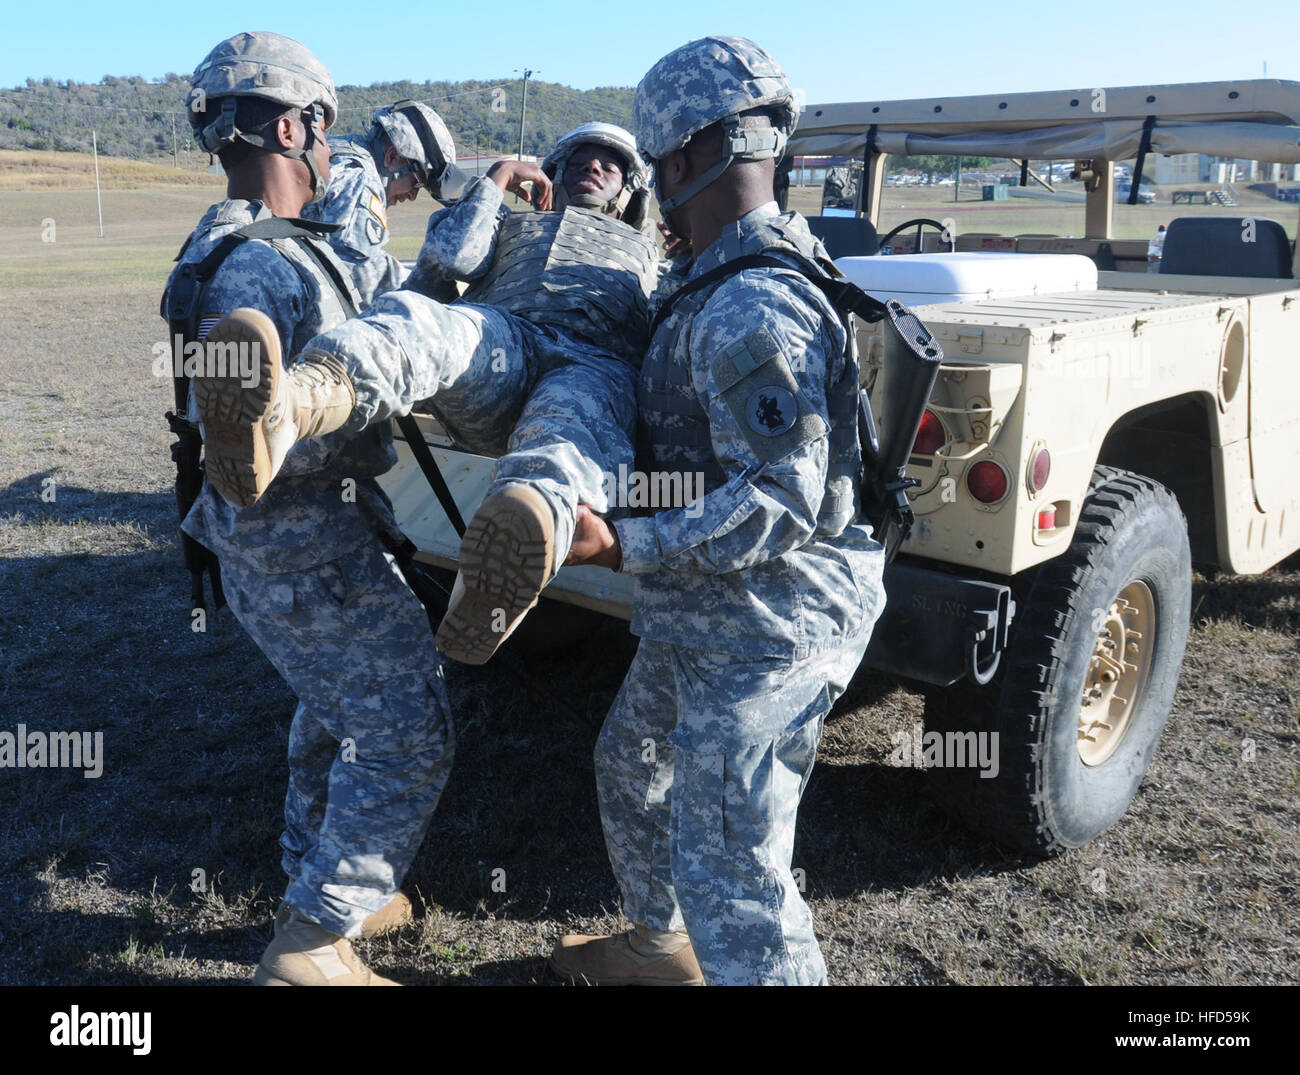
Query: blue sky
4 0 1297 103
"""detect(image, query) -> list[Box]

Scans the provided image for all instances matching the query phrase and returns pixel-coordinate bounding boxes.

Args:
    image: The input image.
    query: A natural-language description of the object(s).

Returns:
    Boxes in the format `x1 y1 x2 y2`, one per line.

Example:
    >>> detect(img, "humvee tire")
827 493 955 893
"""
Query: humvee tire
924 466 1192 855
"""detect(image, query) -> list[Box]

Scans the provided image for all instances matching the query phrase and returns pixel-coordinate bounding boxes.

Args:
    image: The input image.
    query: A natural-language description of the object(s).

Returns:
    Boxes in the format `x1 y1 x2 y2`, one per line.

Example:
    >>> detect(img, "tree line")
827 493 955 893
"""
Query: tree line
0 74 634 164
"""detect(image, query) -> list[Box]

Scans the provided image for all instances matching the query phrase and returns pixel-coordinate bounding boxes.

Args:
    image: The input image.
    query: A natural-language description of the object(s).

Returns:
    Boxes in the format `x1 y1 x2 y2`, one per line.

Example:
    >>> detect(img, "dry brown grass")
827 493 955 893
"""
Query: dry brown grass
0 149 224 191
0 184 1296 987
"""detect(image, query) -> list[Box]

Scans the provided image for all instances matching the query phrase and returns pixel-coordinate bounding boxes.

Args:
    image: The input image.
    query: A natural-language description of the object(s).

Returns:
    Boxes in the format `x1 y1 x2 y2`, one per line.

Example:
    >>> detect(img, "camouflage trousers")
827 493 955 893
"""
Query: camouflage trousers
308 291 638 564
218 535 454 939
594 636 870 986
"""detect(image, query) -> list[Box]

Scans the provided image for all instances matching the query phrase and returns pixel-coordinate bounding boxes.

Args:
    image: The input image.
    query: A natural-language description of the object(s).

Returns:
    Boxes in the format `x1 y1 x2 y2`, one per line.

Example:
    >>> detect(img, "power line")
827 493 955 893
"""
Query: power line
332 81 515 116
533 81 630 121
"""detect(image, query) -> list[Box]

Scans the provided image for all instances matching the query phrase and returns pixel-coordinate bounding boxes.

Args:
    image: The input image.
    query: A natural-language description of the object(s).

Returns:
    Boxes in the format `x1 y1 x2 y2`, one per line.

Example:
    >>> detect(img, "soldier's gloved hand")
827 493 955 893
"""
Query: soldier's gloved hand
565 504 622 570
486 160 553 210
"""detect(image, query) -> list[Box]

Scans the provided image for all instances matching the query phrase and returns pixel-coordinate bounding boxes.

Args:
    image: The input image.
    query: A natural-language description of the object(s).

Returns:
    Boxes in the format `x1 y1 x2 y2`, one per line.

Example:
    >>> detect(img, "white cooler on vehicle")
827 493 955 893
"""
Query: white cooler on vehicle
834 251 1097 307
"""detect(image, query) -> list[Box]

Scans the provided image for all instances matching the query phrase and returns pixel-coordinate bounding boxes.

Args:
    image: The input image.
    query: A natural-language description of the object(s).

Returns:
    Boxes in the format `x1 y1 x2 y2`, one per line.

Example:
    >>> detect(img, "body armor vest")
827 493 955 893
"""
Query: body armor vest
464 205 658 366
329 134 375 168
637 213 864 537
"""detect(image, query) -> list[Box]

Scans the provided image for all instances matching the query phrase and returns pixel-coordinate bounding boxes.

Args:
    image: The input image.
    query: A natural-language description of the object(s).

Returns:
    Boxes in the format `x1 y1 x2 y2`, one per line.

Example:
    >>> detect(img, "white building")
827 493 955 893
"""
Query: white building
1150 153 1200 185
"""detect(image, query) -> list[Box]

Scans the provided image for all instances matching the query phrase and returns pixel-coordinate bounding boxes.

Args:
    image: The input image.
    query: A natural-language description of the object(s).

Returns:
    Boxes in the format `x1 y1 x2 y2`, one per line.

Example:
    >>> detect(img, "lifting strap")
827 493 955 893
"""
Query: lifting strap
1129 115 1158 206
279 227 468 539
646 252 943 560
164 214 467 619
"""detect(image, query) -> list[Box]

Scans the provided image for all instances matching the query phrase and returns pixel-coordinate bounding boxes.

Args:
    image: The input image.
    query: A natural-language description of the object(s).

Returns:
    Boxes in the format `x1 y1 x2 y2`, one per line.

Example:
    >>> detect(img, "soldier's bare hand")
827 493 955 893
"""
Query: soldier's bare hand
487 160 553 210
566 505 621 570
658 220 692 259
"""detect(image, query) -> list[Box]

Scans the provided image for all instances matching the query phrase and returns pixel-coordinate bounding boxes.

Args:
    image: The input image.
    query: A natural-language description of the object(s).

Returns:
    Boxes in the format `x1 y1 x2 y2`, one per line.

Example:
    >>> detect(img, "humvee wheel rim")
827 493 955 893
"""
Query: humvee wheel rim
1077 580 1156 766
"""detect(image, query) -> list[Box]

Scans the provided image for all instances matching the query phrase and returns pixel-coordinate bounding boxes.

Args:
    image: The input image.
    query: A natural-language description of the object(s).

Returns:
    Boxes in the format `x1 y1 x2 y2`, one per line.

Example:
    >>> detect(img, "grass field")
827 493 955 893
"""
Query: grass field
0 158 1297 986
0 149 225 191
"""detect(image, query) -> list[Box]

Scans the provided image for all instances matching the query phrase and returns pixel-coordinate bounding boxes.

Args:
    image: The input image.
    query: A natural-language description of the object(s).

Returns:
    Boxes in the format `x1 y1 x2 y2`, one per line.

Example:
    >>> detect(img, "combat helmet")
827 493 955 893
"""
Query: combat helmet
633 36 799 213
372 100 470 202
187 31 337 201
542 122 652 228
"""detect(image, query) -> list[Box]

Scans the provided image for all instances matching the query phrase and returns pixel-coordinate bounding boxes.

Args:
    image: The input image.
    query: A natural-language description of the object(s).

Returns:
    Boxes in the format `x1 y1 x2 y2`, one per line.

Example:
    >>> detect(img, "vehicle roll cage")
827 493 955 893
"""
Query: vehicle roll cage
791 79 1300 255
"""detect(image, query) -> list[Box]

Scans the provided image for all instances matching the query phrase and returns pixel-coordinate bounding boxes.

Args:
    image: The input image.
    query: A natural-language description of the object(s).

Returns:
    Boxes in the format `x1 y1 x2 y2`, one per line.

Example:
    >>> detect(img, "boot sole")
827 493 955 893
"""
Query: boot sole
436 485 555 666
193 308 281 508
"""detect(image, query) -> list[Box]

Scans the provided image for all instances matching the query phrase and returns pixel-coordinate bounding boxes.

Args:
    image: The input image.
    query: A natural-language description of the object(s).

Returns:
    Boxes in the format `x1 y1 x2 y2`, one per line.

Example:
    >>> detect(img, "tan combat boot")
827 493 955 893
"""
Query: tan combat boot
435 483 556 665
255 906 400 986
547 924 704 986
358 891 414 939
273 891 413 941
194 308 356 508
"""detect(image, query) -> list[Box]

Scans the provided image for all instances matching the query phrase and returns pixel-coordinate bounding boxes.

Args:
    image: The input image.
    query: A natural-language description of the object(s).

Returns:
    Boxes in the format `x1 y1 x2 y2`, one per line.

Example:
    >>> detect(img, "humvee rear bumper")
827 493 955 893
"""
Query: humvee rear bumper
863 562 1016 687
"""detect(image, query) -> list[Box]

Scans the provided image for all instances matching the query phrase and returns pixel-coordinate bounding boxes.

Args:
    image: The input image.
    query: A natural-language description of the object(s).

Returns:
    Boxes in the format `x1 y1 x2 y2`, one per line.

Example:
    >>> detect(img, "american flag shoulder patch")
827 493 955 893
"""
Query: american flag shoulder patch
196 315 224 341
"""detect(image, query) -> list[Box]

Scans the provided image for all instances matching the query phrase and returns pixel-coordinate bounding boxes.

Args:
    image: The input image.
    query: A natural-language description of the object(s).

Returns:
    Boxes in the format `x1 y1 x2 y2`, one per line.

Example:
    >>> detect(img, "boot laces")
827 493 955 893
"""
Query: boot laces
291 352 348 390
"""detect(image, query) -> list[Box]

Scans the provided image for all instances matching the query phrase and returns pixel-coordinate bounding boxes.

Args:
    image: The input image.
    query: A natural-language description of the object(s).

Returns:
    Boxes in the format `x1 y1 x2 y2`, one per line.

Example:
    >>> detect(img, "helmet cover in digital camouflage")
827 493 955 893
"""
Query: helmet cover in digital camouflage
372 100 469 201
633 36 799 212
186 31 337 200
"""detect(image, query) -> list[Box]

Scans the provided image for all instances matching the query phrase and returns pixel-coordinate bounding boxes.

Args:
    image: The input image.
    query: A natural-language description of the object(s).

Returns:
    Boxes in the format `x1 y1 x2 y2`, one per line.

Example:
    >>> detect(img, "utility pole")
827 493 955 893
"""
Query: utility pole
515 68 535 161
92 129 104 238
171 113 178 168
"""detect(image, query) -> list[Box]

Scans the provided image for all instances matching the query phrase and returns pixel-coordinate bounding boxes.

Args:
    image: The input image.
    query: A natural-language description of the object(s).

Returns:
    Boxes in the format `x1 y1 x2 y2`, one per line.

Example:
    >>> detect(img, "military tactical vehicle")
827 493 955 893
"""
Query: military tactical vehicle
381 79 1300 856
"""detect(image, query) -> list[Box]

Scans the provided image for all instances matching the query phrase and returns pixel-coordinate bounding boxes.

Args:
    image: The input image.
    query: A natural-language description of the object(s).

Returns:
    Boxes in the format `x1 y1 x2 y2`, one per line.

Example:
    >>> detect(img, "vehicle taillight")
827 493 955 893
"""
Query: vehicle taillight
1028 447 1051 494
913 409 945 455
967 460 1010 503
1037 508 1057 530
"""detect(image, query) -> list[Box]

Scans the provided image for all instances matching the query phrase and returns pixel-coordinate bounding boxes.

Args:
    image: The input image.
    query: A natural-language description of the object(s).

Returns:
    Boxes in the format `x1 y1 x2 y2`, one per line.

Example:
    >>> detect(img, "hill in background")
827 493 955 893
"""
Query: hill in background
0 74 633 166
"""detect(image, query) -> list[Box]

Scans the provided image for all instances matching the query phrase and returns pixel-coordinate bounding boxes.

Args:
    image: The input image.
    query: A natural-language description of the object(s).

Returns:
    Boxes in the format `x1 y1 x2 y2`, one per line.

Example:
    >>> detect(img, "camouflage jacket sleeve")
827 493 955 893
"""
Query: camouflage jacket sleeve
305 154 404 307
614 269 846 576
406 175 507 292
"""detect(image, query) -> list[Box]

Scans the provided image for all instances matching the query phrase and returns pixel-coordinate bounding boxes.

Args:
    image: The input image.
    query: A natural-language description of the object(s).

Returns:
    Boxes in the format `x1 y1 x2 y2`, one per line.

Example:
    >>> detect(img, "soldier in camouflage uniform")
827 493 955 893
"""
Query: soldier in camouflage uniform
164 32 454 986
551 36 887 986
302 101 467 307
195 122 661 667
821 163 860 211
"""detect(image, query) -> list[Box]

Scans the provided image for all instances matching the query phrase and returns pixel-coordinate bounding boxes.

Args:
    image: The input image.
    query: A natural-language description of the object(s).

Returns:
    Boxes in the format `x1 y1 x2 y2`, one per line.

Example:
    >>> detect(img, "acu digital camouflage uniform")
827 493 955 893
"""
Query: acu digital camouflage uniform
308 172 659 566
589 36 887 986
167 33 454 943
303 102 463 309
302 133 406 306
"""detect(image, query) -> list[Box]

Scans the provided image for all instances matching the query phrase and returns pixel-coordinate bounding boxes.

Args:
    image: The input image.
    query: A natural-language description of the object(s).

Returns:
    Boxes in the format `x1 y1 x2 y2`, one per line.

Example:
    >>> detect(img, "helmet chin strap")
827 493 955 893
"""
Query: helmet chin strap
283 103 328 203
232 102 329 202
655 116 786 214
556 186 632 218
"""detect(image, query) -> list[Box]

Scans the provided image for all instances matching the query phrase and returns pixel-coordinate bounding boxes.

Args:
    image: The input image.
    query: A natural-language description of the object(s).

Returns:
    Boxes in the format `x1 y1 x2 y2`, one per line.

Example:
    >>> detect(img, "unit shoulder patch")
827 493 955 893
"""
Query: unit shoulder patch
712 325 827 462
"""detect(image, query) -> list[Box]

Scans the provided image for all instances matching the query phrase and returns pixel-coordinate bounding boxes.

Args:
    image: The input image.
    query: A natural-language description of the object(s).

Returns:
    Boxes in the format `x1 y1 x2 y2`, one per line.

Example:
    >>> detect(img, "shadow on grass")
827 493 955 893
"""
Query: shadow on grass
1 474 1048 982
1191 561 1300 635
1 470 170 529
